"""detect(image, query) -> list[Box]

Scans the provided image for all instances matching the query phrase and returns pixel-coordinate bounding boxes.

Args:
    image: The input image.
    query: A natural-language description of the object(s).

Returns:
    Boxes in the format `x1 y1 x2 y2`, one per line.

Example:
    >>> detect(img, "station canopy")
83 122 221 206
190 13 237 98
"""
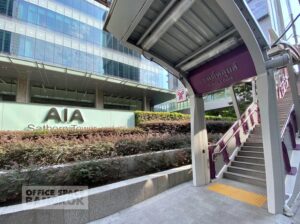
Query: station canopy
104 0 269 95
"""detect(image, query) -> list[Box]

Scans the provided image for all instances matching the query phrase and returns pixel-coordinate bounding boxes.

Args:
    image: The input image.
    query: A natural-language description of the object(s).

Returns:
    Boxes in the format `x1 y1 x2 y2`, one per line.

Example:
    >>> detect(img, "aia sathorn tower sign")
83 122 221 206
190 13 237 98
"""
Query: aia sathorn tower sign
188 45 256 94
44 108 84 123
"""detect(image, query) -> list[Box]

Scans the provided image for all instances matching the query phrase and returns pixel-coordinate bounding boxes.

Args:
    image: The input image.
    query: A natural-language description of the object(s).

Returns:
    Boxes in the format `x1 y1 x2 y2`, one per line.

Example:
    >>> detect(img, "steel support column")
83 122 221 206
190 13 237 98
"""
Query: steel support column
256 70 285 214
190 94 210 186
229 86 240 119
252 80 258 102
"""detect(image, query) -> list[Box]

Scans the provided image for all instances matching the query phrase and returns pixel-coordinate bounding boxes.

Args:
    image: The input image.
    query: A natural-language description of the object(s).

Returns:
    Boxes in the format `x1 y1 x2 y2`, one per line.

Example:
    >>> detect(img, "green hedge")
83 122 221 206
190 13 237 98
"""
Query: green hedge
135 111 235 125
0 134 191 169
0 127 145 144
0 148 191 206
138 120 233 134
135 111 190 125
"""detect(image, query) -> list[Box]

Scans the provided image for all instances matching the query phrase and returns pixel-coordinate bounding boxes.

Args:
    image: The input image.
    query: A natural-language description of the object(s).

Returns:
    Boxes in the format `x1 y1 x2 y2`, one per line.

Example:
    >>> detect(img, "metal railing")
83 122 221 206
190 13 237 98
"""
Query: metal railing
212 106 258 160
209 102 260 178
276 71 289 99
280 104 298 175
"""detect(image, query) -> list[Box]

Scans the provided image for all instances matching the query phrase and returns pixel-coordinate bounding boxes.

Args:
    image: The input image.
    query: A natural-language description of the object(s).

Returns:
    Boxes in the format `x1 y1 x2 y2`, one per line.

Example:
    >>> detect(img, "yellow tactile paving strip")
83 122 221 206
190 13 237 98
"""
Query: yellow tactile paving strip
207 183 267 207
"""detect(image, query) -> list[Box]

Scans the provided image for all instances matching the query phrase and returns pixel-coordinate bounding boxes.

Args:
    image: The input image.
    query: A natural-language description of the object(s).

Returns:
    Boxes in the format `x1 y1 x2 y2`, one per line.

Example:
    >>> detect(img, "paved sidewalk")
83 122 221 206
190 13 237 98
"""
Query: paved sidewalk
89 180 296 224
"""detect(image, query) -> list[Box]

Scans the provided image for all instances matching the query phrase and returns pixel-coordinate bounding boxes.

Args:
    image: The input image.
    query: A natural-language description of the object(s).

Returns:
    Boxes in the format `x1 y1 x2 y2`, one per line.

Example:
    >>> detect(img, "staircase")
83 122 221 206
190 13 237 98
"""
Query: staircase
223 86 294 187
223 125 266 187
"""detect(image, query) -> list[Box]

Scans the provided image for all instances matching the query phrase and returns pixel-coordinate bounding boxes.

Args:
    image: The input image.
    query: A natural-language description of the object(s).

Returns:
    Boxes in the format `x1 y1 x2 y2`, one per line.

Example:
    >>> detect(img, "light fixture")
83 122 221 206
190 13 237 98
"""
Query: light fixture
180 37 239 71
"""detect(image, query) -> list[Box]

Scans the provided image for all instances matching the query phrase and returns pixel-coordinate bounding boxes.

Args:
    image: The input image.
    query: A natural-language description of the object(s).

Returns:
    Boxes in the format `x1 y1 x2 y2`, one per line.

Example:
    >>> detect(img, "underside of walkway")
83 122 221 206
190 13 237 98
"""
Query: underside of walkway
89 180 299 224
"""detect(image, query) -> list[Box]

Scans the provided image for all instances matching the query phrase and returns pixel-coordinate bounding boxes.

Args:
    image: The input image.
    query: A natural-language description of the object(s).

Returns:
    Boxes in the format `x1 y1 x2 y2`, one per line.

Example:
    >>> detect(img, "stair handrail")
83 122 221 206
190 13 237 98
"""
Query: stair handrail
281 104 294 138
279 102 298 175
277 71 289 99
212 102 259 161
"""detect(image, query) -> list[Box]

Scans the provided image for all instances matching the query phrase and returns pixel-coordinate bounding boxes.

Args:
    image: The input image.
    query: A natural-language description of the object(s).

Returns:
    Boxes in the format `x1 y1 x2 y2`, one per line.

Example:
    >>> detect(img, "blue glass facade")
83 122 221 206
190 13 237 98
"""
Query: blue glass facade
0 0 169 89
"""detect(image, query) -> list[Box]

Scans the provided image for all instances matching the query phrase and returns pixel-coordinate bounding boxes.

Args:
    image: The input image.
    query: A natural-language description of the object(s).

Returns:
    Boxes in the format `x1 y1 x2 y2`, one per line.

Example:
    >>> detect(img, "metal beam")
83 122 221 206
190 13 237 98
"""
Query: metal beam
137 0 176 46
142 0 194 50
122 0 155 41
115 40 182 79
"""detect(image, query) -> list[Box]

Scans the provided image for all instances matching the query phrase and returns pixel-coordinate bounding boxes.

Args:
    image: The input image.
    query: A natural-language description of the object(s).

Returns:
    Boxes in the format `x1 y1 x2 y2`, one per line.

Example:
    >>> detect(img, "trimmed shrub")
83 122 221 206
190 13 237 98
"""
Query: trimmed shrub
0 134 192 169
135 111 190 125
0 142 115 169
138 120 233 134
0 148 191 206
135 111 235 125
114 135 190 156
0 127 145 144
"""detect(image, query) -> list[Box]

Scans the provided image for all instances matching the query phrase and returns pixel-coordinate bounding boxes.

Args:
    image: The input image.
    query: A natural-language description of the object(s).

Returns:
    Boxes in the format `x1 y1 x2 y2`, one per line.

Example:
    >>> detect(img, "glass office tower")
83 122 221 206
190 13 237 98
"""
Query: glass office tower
0 0 168 88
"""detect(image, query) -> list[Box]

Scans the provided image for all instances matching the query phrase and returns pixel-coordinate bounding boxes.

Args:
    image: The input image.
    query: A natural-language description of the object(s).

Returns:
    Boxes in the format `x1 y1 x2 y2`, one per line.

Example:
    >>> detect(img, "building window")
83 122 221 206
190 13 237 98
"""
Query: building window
27 4 37 24
24 36 34 58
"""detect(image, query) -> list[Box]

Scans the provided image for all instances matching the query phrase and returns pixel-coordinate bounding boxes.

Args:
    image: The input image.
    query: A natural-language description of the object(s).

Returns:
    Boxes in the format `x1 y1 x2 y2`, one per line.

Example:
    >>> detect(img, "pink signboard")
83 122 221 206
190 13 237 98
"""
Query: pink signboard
176 88 187 102
188 45 256 95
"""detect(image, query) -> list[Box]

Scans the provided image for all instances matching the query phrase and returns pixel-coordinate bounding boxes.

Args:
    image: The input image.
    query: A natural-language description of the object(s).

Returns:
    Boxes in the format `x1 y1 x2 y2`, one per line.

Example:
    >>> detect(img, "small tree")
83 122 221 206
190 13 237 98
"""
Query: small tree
205 82 253 118
234 82 253 113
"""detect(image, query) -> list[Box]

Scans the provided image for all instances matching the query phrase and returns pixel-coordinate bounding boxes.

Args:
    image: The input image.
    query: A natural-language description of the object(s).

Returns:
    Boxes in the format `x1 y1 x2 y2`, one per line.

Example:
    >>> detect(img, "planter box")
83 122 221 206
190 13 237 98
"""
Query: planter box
0 165 192 224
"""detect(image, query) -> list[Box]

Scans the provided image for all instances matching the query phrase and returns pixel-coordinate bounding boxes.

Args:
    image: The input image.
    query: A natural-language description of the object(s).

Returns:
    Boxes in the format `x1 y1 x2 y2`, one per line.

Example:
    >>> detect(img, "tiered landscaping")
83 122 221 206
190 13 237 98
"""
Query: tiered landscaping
0 111 234 206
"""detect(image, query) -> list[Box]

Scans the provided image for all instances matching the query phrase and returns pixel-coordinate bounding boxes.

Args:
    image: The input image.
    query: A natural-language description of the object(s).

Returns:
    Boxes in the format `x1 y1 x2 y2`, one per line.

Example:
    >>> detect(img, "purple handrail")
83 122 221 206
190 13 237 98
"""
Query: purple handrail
233 123 241 146
280 105 297 175
212 104 258 159
210 103 259 179
277 74 289 99
282 141 297 175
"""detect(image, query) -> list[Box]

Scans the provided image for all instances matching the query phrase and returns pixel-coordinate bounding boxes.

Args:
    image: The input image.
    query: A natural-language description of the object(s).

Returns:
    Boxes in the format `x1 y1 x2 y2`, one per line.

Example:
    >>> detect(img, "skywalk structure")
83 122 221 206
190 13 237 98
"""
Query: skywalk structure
105 0 300 214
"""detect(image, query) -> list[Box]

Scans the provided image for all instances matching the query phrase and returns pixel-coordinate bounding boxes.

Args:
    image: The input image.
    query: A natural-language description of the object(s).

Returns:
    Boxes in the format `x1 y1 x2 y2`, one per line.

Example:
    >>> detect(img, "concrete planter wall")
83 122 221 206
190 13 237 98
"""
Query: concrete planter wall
0 148 192 224
0 165 192 224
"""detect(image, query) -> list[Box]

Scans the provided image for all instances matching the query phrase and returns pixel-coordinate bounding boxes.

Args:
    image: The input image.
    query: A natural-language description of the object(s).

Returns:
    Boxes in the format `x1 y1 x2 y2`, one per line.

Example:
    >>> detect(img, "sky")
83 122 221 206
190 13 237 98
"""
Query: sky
280 0 300 44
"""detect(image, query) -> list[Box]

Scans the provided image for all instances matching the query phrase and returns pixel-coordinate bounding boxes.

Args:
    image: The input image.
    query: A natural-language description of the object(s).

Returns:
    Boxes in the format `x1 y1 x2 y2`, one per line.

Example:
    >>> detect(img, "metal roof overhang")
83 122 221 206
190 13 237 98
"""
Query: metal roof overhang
104 0 270 95
0 54 174 104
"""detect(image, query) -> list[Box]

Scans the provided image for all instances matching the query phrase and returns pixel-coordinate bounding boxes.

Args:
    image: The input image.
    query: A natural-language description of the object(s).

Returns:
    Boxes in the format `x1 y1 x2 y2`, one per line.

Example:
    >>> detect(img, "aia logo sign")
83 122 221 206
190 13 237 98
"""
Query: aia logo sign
44 108 84 123
176 88 187 102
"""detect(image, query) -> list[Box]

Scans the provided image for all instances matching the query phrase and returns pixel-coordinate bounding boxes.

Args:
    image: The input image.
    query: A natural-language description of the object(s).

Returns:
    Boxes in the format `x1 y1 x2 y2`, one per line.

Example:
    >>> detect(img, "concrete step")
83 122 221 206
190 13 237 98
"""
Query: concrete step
252 129 262 134
244 142 263 147
247 138 263 145
223 172 266 187
241 146 263 152
249 135 262 139
246 140 263 145
238 151 264 158
249 133 262 137
235 156 265 164
231 161 265 171
227 166 266 179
